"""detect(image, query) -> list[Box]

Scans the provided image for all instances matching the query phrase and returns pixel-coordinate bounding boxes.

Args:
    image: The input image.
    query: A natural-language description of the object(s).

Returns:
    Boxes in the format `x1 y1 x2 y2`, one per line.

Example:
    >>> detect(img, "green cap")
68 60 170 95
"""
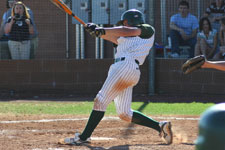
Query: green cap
117 9 145 26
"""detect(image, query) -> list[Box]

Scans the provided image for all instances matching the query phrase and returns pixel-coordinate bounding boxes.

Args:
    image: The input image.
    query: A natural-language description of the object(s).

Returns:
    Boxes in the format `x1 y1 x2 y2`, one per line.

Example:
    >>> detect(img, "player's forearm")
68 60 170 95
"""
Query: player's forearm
99 26 141 44
102 26 141 37
202 61 225 71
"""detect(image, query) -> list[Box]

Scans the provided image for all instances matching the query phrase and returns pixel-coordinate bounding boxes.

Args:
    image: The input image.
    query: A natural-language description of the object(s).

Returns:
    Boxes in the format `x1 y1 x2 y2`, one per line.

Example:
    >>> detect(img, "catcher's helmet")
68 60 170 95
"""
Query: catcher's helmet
195 103 225 150
117 9 145 26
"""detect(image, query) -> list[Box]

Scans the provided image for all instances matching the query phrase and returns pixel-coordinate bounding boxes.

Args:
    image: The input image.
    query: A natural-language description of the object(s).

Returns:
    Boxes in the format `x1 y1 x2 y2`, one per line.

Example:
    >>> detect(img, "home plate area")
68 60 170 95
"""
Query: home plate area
0 115 198 150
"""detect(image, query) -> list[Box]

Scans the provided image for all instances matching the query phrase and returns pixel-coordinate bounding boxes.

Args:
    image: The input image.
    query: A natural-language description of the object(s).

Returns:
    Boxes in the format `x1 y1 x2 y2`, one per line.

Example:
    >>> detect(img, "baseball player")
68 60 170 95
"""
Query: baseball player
61 9 173 145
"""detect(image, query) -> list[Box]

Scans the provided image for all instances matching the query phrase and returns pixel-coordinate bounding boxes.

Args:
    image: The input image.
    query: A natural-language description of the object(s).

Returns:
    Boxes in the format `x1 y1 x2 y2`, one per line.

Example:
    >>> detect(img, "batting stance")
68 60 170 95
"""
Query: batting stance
61 9 173 145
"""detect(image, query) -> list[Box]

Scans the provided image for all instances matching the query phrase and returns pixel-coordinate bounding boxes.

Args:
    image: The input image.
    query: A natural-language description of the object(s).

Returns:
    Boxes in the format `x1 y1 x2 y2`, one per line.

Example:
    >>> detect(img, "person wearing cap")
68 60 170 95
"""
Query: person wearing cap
59 9 173 146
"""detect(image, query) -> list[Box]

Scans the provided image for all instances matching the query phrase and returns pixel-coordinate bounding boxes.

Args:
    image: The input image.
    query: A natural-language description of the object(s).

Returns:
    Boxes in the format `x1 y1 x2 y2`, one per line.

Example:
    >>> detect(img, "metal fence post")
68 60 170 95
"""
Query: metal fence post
148 0 155 96
161 0 167 46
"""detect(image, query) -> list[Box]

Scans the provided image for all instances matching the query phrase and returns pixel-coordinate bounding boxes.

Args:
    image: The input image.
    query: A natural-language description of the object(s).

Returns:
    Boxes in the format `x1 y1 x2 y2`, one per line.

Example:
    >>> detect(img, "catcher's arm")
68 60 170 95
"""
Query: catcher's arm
202 61 225 71
181 55 206 74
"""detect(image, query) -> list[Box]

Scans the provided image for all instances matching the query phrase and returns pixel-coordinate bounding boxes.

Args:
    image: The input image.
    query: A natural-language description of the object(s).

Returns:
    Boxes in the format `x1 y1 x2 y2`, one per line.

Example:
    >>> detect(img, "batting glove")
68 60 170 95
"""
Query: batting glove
85 23 105 37
85 23 98 33
94 28 105 37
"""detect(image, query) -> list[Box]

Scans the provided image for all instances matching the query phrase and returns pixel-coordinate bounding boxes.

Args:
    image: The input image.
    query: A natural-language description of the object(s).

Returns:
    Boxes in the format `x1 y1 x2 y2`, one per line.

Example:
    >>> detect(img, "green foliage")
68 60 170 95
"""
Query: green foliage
0 101 214 115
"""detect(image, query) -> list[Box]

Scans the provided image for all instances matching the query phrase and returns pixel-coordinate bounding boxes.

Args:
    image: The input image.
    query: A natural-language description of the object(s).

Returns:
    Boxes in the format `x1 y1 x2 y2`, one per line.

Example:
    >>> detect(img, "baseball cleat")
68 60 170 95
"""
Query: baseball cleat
159 121 173 145
58 132 90 145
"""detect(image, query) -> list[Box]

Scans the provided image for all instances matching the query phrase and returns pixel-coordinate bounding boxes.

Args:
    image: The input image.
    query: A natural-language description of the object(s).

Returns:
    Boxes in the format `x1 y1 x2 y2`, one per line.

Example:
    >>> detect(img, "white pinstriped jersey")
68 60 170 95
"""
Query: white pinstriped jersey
95 24 155 118
115 34 155 65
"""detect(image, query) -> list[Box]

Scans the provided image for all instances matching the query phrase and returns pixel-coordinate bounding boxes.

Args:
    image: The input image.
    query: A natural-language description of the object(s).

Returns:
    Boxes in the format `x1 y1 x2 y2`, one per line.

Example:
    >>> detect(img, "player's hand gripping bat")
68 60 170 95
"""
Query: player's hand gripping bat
49 0 86 26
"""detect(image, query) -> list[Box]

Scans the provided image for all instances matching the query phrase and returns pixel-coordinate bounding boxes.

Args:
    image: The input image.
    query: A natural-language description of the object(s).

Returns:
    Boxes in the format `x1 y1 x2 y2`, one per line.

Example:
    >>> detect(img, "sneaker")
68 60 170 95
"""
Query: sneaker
169 53 180 58
159 121 173 145
59 132 90 145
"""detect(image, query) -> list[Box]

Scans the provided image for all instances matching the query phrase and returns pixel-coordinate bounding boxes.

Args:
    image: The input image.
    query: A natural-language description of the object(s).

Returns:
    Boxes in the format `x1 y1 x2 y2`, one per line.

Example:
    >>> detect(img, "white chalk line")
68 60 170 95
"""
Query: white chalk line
32 148 65 150
0 117 118 124
0 116 199 124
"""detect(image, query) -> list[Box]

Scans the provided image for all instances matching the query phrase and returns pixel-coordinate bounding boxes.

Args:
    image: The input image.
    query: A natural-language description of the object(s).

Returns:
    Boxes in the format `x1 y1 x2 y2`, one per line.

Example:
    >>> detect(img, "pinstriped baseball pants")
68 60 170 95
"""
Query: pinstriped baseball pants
95 59 140 118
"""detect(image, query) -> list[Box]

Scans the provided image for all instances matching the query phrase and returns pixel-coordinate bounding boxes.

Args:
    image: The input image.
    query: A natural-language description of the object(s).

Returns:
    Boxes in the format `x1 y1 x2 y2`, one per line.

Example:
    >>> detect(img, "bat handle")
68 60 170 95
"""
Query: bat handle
71 13 86 26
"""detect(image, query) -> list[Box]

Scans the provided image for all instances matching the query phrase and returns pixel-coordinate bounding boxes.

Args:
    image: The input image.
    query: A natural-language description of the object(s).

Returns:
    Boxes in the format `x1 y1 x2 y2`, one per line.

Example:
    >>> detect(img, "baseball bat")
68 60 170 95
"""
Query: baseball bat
49 0 86 26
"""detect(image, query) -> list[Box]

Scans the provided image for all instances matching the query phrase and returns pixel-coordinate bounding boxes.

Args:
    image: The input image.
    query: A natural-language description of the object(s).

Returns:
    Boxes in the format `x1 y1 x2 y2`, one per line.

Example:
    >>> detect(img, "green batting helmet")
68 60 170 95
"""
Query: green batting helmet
117 9 145 26
195 103 225 150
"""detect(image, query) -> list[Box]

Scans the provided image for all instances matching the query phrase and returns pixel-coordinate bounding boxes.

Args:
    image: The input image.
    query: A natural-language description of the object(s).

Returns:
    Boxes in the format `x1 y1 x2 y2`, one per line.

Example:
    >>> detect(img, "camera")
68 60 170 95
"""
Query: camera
14 13 22 21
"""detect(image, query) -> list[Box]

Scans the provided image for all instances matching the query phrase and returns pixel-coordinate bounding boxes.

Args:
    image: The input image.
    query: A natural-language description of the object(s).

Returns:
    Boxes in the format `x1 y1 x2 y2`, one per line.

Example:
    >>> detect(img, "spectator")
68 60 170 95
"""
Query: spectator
213 18 225 59
204 0 225 32
4 1 34 60
169 0 199 58
195 17 218 59
0 0 14 60
2 0 38 59
0 0 14 40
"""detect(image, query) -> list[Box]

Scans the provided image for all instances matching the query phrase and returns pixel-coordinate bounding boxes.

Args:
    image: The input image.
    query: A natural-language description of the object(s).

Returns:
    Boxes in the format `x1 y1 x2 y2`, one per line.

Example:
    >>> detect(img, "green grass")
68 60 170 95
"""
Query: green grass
0 101 214 116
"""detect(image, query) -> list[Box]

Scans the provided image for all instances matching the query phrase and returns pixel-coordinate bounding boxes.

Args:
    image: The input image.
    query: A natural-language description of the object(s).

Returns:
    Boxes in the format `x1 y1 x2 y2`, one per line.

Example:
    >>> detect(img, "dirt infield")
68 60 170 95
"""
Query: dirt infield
0 114 199 150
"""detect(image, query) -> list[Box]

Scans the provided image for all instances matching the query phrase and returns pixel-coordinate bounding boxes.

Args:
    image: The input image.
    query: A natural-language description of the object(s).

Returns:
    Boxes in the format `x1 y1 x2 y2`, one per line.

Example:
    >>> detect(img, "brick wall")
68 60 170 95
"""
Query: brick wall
0 59 224 97
0 59 147 96
155 59 225 96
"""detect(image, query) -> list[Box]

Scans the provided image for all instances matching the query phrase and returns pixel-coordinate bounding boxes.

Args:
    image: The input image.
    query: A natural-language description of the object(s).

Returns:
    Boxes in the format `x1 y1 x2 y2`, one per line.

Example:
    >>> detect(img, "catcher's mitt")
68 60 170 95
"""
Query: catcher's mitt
181 55 205 74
